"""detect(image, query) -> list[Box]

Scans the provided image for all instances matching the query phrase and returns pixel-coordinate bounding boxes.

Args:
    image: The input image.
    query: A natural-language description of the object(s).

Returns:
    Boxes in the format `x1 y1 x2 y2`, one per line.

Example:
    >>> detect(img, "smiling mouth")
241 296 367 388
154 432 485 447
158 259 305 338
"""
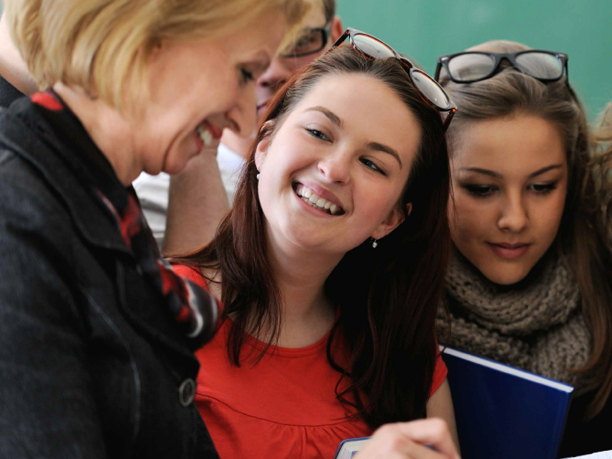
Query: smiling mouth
196 120 222 147
292 182 344 216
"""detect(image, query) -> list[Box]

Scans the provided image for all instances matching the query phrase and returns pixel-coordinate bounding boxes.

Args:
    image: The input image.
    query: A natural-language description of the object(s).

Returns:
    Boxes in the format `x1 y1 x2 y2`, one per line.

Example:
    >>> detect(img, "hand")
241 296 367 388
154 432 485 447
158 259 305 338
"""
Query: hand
353 418 461 459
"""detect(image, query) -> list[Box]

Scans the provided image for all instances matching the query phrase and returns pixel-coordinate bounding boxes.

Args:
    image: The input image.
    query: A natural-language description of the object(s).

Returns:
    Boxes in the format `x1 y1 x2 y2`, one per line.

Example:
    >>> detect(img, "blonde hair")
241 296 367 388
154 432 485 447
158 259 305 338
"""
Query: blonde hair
592 102 612 243
4 0 309 110
440 40 612 419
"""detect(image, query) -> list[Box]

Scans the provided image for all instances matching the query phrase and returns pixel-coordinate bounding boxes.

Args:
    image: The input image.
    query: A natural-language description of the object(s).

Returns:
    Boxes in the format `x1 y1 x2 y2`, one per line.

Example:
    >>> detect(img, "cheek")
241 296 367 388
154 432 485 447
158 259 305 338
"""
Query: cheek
449 193 489 245
537 192 566 246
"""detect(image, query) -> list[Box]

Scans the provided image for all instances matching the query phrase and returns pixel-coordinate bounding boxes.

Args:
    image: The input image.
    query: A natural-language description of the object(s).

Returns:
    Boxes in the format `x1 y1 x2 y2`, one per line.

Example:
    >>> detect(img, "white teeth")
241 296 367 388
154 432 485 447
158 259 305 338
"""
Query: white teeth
293 183 343 215
197 124 213 147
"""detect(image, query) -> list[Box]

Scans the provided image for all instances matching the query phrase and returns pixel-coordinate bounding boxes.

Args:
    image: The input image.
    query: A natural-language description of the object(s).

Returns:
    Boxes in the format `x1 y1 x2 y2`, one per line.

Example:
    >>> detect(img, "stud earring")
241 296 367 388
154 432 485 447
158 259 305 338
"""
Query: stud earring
372 238 378 249
256 173 260 180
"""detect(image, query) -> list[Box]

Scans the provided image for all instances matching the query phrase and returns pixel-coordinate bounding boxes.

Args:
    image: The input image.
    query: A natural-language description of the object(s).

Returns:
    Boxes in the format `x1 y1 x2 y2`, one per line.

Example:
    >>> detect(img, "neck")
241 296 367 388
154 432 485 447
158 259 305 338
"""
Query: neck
267 232 341 348
220 128 255 160
53 83 140 186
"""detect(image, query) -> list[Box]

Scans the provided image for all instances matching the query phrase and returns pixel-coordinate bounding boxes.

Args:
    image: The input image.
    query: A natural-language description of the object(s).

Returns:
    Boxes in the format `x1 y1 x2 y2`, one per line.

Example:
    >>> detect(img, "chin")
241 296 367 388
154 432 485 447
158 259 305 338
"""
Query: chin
480 264 530 286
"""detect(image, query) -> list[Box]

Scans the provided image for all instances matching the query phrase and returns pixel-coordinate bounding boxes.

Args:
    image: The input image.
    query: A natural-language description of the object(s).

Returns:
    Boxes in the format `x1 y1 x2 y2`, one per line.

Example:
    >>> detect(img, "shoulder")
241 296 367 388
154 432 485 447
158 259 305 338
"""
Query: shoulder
172 264 206 287
0 148 73 240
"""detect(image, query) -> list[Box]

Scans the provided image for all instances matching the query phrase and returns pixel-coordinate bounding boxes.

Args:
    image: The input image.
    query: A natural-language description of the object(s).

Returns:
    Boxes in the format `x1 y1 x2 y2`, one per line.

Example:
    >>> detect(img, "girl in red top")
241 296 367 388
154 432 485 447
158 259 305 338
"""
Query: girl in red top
172 34 460 459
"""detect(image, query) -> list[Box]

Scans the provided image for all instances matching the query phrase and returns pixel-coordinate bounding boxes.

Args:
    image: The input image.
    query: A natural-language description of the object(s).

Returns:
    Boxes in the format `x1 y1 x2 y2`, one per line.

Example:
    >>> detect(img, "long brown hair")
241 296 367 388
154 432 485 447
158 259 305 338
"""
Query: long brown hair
439 40 612 418
175 46 452 427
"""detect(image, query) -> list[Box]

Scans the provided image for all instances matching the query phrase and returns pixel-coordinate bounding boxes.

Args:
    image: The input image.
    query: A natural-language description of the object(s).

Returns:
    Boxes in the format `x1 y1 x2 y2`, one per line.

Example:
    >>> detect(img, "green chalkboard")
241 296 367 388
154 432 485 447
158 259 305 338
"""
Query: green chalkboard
337 0 612 120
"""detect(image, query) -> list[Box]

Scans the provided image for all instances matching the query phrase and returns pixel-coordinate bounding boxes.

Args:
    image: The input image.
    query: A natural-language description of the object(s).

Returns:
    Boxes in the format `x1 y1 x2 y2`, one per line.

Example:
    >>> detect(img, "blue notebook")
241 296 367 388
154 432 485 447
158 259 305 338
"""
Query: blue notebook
442 346 574 459
333 437 370 459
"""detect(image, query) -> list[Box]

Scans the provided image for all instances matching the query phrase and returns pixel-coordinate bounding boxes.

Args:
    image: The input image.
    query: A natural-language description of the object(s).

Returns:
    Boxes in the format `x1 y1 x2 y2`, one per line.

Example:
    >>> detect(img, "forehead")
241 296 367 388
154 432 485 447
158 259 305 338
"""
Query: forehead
453 115 567 173
298 0 327 27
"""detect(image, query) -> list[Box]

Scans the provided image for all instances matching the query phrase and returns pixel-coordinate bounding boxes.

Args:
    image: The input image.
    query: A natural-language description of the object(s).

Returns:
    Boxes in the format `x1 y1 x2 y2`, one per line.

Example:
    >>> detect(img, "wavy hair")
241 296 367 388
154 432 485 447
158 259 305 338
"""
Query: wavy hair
439 40 612 418
4 0 309 110
175 45 452 427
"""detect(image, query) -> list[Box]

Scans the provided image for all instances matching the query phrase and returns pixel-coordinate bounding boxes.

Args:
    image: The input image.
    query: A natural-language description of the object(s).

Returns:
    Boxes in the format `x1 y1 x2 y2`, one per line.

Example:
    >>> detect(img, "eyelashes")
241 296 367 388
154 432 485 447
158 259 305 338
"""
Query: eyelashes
305 128 387 176
461 182 559 198
239 67 255 85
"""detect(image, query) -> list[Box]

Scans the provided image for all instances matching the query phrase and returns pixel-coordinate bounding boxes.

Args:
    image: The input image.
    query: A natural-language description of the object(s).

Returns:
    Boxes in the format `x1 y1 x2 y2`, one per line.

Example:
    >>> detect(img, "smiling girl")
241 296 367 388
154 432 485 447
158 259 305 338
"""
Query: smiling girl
171 39 460 459
435 40 612 456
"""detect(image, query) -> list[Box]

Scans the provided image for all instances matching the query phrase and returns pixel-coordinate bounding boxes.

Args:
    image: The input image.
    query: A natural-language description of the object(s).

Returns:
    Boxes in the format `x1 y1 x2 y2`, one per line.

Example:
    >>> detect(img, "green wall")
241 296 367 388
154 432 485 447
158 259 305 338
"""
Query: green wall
337 0 612 120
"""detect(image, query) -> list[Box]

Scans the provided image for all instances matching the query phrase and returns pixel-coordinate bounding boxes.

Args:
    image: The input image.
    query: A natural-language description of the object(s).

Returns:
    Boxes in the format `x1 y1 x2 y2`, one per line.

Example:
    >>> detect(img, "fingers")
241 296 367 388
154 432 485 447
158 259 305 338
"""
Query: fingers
353 418 461 459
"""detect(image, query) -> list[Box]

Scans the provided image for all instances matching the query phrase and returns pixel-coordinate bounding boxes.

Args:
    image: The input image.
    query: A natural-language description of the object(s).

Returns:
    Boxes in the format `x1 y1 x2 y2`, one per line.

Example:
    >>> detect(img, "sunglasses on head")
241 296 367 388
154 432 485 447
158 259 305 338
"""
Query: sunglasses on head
329 28 457 131
434 50 569 84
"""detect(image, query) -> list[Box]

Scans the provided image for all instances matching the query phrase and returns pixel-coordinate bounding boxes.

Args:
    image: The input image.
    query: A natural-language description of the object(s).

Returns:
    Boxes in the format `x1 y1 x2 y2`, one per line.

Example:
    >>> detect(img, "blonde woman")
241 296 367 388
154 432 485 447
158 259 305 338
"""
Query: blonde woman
0 0 307 457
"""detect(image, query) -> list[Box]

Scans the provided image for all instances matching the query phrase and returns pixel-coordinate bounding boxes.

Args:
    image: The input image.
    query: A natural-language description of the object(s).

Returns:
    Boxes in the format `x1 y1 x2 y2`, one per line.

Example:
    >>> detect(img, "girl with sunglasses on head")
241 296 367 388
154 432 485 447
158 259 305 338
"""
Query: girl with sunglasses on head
170 33 460 459
435 40 612 456
0 0 309 457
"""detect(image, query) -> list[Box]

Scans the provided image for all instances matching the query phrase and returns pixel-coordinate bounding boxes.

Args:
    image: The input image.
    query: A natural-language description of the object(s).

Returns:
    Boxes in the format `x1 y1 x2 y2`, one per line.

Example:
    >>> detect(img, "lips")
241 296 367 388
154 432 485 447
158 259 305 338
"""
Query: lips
202 120 223 139
292 181 345 216
257 100 270 114
195 120 223 151
487 242 531 260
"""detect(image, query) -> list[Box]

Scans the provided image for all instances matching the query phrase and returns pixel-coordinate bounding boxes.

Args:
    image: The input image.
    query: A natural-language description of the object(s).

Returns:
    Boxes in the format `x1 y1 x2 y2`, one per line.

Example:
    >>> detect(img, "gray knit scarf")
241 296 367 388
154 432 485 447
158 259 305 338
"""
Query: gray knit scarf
436 252 594 394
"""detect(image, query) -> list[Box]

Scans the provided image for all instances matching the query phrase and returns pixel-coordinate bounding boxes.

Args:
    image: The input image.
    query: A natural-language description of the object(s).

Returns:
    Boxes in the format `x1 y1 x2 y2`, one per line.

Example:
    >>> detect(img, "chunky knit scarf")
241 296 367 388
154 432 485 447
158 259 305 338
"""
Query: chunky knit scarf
436 252 594 393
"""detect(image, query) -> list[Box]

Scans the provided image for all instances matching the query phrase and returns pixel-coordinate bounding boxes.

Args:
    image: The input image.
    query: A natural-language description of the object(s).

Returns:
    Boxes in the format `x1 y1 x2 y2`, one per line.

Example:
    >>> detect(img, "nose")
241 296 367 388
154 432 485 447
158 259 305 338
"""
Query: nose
497 192 528 233
257 57 293 92
318 149 351 185
223 83 257 138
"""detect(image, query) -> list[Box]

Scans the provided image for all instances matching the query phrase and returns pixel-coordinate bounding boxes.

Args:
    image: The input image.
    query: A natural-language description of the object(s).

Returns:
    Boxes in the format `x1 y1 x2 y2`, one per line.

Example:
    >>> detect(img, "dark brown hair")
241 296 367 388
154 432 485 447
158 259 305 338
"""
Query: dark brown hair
175 45 451 427
440 40 612 418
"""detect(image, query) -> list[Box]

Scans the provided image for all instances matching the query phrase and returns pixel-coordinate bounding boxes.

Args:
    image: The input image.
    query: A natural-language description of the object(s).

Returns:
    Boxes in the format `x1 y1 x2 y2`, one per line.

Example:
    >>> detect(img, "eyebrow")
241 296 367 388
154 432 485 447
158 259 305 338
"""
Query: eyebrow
460 164 563 179
305 106 343 128
305 106 403 168
367 142 403 169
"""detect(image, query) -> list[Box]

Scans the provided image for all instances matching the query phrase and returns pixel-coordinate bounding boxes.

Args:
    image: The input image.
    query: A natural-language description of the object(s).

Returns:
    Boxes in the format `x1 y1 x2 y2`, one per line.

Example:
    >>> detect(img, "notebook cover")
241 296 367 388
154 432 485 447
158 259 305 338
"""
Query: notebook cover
442 346 574 459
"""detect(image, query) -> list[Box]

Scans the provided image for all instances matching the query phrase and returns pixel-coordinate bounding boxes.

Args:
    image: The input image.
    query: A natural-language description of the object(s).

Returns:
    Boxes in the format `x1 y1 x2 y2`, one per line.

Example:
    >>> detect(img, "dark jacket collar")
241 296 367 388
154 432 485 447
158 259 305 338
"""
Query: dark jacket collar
0 94 131 254
0 75 24 108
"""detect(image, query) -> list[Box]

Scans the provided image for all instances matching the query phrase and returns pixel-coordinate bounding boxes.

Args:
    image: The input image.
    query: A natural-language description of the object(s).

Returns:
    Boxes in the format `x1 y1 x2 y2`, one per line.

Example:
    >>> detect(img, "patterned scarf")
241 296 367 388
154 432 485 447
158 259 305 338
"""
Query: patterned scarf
31 90 218 350
436 251 595 394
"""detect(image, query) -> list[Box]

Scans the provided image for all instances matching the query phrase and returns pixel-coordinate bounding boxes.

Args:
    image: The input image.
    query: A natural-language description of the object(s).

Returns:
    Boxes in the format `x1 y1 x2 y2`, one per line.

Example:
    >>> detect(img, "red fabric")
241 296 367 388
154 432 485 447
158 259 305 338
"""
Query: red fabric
31 92 63 111
174 264 447 459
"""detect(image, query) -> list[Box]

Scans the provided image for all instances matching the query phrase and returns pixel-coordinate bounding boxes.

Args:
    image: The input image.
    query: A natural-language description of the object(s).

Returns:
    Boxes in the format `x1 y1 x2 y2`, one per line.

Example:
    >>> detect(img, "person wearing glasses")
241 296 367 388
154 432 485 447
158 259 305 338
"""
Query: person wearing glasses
0 0 309 457
434 40 612 456
134 0 344 253
169 29 459 459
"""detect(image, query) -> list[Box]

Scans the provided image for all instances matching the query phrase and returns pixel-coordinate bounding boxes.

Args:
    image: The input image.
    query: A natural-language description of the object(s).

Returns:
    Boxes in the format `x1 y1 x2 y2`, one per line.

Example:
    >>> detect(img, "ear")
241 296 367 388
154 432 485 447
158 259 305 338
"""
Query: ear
405 202 413 216
254 121 274 171
329 16 344 42
371 206 406 240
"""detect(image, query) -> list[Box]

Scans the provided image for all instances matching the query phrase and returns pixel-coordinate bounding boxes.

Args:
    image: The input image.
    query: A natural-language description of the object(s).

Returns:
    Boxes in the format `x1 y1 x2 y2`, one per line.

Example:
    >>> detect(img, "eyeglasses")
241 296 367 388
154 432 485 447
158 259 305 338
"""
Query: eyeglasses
279 23 332 58
434 50 569 84
329 28 456 131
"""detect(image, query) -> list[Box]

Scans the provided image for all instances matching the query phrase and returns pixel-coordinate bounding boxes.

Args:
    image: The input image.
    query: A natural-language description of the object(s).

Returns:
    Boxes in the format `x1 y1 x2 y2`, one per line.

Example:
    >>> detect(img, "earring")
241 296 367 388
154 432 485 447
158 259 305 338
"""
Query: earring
372 238 378 249
256 173 260 180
